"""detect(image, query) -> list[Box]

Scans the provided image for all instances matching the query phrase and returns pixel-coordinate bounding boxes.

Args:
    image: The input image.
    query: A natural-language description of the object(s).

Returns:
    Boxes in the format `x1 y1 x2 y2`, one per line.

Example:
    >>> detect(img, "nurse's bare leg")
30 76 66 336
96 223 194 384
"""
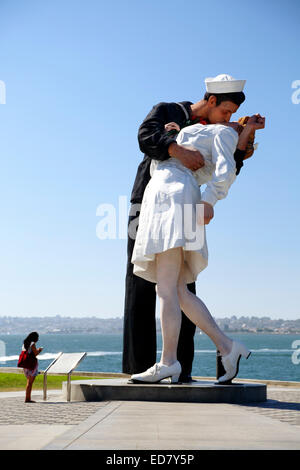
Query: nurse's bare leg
177 257 233 356
156 247 183 366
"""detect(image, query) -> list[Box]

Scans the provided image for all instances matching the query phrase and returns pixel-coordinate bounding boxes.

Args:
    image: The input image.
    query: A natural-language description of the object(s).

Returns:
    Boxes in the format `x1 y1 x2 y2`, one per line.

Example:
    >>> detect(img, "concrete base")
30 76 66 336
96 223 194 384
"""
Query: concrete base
63 378 267 404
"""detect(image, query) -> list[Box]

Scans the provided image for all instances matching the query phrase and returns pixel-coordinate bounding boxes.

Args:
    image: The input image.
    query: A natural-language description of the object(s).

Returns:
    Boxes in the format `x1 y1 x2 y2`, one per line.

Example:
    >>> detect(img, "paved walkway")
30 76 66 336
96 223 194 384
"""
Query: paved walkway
0 387 299 450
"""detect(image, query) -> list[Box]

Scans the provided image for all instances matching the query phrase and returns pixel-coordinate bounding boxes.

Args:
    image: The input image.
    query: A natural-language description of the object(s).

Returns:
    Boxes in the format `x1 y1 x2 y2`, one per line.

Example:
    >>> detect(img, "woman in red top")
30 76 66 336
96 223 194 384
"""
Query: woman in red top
22 332 43 403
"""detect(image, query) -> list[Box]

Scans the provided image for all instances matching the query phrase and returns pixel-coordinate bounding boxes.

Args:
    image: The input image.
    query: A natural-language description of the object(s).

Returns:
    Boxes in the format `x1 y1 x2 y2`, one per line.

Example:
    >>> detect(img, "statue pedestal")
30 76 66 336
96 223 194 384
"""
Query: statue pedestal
62 378 267 403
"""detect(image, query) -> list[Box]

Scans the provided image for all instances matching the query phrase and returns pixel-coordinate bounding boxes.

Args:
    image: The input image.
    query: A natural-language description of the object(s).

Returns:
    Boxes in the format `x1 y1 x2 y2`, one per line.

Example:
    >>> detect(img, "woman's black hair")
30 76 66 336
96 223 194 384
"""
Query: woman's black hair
204 91 246 107
23 332 39 350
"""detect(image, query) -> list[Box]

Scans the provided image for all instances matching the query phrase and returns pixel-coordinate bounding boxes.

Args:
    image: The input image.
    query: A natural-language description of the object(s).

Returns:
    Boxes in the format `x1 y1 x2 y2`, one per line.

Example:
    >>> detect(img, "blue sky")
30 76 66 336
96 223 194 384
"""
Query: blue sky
0 0 299 319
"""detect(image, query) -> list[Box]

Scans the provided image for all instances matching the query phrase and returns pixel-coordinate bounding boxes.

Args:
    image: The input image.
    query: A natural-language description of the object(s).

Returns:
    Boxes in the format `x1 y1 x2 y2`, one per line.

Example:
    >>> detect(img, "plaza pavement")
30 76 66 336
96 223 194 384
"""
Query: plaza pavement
0 382 300 450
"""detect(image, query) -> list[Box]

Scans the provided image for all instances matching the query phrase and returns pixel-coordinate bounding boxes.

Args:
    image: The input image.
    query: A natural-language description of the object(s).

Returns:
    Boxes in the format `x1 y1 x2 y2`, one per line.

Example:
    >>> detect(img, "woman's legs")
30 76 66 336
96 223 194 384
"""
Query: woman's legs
25 375 36 402
132 246 246 384
156 246 233 367
156 247 183 366
176 256 233 356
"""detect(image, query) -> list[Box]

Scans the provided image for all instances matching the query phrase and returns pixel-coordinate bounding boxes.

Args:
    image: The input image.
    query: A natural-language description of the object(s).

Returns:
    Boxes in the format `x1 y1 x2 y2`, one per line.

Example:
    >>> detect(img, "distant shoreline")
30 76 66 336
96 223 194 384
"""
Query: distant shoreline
1 315 300 336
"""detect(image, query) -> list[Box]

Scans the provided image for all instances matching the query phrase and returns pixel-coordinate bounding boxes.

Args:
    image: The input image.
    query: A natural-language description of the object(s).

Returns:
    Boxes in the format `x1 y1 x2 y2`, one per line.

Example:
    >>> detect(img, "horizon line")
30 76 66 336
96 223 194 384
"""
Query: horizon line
0 314 299 321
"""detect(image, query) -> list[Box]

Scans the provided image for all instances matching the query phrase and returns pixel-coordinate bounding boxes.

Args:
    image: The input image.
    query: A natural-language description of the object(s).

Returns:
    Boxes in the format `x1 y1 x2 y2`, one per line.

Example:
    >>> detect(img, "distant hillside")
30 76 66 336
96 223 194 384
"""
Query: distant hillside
0 315 300 335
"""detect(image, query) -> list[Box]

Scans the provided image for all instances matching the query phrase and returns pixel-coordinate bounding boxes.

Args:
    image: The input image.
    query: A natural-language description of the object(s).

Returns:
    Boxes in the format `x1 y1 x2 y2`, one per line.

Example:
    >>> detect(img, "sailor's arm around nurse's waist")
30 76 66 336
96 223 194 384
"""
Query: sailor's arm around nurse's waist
168 142 205 171
164 121 205 171
137 101 205 168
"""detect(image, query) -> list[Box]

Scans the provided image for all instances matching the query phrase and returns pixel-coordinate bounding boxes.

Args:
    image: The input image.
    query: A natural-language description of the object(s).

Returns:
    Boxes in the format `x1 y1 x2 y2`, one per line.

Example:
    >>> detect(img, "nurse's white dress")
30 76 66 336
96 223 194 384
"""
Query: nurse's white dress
131 124 238 284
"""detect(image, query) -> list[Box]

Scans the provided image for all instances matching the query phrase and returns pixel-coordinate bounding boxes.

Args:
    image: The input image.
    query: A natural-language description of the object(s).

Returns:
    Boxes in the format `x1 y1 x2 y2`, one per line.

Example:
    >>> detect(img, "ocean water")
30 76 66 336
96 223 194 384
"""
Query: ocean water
0 333 299 382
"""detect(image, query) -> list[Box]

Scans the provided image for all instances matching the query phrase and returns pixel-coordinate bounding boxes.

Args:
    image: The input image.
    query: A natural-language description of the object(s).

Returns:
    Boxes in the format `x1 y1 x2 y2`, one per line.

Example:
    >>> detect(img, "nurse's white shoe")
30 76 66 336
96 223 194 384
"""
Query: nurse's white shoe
130 361 181 384
218 341 251 384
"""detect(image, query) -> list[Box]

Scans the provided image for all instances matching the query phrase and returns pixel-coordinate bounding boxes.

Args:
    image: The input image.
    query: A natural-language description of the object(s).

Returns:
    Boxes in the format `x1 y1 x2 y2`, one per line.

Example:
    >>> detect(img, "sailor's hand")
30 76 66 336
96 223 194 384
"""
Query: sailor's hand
168 143 205 171
165 122 181 132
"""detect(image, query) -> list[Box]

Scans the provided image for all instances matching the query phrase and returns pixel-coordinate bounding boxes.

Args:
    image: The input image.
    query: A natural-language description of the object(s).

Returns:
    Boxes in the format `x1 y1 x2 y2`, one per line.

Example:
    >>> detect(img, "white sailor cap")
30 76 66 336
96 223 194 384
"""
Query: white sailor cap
205 74 246 93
